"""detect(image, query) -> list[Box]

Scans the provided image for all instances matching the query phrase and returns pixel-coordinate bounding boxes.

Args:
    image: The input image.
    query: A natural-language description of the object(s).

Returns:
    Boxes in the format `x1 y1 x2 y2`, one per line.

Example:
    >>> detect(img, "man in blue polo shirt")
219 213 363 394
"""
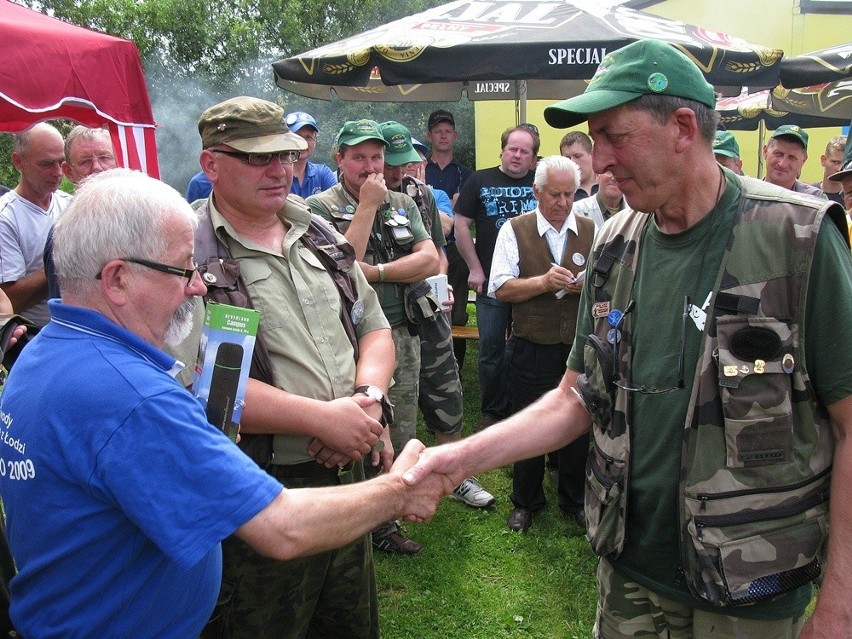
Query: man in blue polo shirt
285 111 338 198
0 168 447 638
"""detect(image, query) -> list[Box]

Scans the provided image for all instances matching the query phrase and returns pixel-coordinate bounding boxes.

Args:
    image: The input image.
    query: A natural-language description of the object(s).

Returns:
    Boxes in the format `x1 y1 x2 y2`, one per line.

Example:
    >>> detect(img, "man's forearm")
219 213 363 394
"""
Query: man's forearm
0 270 48 311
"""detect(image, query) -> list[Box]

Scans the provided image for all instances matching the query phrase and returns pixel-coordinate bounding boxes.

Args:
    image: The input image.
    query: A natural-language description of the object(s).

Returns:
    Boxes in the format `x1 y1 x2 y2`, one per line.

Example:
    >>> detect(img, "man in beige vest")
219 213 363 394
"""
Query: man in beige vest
487 155 595 532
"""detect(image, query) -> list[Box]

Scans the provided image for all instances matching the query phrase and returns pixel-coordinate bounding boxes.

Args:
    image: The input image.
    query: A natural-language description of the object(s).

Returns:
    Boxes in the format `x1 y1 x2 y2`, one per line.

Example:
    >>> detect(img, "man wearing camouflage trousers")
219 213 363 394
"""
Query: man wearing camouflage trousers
380 121 495 511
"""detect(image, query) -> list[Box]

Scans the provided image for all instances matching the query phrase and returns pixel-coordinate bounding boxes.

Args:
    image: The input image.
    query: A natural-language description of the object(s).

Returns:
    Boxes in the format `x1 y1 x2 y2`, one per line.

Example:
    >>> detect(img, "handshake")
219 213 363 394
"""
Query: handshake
386 439 465 523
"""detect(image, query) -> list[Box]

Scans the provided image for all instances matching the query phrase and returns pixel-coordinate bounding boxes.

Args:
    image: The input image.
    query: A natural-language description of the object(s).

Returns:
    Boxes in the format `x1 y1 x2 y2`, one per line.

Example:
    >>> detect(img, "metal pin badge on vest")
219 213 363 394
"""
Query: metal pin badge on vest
202 272 218 285
393 208 410 226
350 299 365 325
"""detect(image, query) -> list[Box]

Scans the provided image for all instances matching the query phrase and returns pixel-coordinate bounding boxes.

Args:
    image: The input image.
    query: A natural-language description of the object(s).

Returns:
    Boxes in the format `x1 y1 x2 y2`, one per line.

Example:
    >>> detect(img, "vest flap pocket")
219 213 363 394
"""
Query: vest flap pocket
716 316 794 467
685 497 827 606
585 448 626 558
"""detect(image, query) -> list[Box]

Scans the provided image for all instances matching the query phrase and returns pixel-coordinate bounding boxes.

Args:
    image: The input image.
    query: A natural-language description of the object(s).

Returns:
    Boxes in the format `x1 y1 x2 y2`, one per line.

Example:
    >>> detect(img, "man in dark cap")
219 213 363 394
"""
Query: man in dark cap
178 96 403 638
713 130 744 175
405 39 852 638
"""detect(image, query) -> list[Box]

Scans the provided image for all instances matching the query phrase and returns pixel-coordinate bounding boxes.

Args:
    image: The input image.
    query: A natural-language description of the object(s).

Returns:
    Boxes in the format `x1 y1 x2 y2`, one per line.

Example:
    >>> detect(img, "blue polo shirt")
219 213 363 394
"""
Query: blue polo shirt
0 300 281 638
291 162 337 198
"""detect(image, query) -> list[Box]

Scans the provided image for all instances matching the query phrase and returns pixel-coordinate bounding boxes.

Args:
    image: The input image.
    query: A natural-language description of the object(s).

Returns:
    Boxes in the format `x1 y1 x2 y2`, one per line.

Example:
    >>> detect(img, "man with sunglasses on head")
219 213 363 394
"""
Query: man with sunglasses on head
405 39 852 638
284 111 337 198
175 97 400 638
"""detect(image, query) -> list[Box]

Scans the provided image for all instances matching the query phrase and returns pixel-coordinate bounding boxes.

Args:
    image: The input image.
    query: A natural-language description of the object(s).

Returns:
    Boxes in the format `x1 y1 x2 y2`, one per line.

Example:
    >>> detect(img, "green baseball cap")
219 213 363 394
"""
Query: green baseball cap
336 119 387 148
713 130 741 158
198 96 307 152
544 39 717 129
770 124 809 151
379 121 422 166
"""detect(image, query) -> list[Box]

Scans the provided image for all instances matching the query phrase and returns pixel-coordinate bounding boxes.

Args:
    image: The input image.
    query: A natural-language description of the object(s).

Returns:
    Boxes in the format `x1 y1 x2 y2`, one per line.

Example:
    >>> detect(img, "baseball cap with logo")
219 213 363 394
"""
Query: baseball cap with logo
428 109 455 130
198 96 307 152
336 120 387 148
285 111 319 134
380 121 422 167
770 124 809 151
713 130 741 158
544 39 717 129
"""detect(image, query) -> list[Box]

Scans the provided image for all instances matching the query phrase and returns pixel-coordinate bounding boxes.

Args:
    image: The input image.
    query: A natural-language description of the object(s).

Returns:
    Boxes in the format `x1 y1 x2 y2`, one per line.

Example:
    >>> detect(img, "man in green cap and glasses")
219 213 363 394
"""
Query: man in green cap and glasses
308 119 440 555
403 39 852 638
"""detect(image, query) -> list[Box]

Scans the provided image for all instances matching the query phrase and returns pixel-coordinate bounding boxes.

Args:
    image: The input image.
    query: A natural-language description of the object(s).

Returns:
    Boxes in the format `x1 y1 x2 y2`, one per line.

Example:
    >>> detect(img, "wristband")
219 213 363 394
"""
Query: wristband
377 262 386 282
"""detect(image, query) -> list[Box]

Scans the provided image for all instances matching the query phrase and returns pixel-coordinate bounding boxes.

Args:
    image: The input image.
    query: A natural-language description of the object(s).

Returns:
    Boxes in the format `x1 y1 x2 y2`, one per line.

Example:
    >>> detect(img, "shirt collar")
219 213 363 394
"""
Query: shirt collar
534 207 577 237
46 299 184 377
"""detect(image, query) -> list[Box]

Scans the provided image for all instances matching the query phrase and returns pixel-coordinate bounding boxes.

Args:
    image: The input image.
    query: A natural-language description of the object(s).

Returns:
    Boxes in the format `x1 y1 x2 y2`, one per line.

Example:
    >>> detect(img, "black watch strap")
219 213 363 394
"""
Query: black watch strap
353 385 394 428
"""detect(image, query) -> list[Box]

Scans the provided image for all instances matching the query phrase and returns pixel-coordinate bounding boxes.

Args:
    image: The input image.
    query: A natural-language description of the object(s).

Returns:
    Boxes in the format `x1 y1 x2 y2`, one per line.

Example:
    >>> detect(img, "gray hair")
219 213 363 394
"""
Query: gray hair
627 94 720 144
534 155 581 192
13 122 62 156
64 125 113 163
54 168 198 297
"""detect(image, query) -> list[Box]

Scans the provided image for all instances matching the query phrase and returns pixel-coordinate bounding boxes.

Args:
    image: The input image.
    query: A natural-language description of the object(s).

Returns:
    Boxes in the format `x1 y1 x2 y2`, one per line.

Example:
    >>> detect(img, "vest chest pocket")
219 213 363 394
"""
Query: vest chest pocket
715 317 795 468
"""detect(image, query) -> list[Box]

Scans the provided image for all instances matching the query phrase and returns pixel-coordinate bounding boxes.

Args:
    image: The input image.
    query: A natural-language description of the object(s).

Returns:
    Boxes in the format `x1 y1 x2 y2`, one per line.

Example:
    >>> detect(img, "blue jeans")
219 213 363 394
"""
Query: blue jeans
475 294 511 418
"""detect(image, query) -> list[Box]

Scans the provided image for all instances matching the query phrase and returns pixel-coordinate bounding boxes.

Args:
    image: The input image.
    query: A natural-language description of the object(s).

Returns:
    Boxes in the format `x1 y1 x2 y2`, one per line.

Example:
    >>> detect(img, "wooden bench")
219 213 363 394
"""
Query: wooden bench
451 325 479 340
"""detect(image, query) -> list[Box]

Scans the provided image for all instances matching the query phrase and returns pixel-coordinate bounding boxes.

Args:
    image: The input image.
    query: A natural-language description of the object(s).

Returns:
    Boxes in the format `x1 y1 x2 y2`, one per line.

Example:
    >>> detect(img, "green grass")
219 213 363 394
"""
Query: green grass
375 339 598 638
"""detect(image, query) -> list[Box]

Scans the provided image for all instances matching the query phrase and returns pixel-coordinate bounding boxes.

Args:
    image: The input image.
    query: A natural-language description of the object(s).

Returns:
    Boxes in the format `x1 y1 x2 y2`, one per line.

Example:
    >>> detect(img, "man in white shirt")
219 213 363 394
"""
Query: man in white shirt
0 122 71 328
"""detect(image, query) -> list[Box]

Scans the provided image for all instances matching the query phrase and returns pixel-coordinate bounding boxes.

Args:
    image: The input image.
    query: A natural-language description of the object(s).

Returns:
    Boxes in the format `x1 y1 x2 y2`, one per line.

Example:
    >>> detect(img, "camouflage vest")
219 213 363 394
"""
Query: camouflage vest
511 212 595 345
577 175 848 607
401 175 436 238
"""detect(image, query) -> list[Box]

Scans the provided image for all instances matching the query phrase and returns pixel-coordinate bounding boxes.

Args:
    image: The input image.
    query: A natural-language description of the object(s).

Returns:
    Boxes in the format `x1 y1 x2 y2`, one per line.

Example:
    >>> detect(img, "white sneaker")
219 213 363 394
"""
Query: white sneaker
450 477 495 508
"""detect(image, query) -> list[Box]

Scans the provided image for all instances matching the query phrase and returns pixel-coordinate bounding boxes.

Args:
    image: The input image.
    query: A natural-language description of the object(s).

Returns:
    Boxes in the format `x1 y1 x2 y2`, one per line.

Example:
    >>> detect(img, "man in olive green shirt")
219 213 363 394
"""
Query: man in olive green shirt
185 97 395 639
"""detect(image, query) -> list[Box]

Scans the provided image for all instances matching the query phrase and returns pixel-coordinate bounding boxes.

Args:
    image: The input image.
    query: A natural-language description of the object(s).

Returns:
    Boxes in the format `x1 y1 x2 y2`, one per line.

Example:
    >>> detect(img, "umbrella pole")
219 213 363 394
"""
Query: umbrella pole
757 120 766 179
514 80 527 125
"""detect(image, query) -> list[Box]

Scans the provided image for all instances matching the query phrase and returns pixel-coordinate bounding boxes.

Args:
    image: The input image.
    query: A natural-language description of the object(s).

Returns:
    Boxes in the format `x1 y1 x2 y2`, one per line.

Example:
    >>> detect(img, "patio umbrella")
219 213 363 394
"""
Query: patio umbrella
718 87 850 130
779 43 852 88
273 0 783 119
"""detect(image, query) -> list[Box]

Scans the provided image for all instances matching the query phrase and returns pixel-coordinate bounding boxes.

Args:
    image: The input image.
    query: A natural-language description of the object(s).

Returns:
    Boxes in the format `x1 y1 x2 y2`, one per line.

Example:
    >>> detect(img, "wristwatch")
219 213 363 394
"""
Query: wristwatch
353 384 394 428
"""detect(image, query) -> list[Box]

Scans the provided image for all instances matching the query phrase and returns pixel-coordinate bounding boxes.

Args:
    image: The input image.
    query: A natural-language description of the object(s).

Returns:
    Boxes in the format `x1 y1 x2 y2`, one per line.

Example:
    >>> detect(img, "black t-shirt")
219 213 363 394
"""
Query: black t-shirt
454 166 535 279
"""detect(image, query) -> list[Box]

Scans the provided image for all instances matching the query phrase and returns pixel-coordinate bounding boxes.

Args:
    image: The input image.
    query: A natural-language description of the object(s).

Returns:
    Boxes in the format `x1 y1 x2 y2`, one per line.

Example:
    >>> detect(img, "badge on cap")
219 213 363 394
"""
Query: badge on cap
647 72 668 93
572 252 586 267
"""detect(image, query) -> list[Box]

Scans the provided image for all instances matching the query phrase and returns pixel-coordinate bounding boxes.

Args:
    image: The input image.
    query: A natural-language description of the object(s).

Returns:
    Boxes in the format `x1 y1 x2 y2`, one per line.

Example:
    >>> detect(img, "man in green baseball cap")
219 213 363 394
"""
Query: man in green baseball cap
762 124 826 197
713 130 744 175
404 38 852 638
308 120 440 556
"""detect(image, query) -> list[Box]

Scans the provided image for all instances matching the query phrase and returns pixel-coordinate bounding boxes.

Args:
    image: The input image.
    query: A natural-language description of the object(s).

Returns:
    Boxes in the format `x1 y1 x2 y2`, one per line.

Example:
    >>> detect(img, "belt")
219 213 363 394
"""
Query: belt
267 460 339 482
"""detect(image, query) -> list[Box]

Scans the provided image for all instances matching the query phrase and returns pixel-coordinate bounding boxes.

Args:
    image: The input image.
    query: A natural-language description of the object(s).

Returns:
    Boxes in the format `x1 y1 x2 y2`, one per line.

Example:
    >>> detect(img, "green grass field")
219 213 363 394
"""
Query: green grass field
374 340 598 638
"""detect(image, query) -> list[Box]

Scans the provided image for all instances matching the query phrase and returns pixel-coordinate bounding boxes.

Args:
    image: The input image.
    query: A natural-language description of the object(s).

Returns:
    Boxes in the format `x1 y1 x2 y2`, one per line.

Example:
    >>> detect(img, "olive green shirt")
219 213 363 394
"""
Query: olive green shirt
176 196 389 465
308 184 430 326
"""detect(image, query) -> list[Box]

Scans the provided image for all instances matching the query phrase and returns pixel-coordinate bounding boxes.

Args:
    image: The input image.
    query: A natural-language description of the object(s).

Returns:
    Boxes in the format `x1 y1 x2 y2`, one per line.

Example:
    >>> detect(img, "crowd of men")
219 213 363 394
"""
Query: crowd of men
0 36 850 639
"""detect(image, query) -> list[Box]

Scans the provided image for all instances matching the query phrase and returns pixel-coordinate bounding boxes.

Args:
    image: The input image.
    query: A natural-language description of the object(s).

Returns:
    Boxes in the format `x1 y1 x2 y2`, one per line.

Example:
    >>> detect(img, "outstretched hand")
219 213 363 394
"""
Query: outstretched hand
390 440 456 523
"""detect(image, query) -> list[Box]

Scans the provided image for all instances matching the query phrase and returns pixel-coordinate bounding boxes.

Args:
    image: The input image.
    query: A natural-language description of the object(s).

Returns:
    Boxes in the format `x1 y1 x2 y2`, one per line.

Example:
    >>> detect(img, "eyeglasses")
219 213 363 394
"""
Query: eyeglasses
72 155 116 170
96 257 199 288
611 297 687 395
210 149 300 166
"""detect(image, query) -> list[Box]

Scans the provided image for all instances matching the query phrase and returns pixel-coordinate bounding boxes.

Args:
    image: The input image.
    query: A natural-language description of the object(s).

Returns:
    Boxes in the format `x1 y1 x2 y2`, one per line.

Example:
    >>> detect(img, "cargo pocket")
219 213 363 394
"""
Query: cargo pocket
576 333 616 432
683 482 828 606
715 317 795 468
585 447 627 557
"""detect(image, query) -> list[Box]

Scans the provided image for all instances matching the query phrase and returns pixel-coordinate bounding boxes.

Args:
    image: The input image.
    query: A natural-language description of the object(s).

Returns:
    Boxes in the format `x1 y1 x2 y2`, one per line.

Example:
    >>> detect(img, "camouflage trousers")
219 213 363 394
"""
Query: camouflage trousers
387 325 421 455
418 312 463 436
594 558 805 639
202 461 378 639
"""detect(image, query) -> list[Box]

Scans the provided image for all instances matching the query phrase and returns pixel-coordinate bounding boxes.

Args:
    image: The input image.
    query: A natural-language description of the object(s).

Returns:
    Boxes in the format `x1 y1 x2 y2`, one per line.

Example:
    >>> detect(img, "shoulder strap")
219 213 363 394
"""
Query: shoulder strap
300 214 361 361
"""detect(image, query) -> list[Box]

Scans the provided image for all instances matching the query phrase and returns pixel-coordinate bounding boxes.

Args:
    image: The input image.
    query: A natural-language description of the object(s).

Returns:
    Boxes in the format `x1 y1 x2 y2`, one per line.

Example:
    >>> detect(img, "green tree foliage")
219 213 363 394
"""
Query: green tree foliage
2 0 473 192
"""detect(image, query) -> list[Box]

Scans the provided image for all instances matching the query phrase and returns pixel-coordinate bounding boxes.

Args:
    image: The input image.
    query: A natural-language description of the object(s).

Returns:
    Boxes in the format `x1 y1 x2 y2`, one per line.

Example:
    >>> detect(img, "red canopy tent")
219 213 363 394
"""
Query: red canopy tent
0 0 159 177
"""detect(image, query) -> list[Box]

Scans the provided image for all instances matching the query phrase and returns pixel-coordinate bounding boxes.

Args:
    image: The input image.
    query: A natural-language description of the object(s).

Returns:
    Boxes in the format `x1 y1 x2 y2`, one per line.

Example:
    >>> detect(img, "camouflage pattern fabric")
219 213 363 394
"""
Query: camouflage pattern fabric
578 176 841 607
418 312 463 436
388 325 420 454
594 558 804 639
202 461 378 639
